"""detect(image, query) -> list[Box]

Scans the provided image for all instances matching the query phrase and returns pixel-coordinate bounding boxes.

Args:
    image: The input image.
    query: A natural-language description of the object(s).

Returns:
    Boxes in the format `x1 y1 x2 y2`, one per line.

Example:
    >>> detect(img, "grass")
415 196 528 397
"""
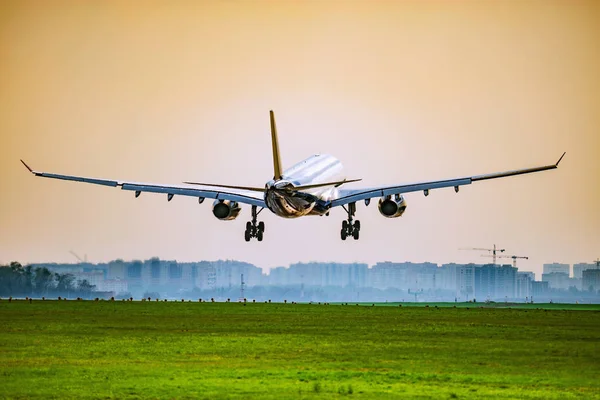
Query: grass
0 300 599 399
348 302 600 310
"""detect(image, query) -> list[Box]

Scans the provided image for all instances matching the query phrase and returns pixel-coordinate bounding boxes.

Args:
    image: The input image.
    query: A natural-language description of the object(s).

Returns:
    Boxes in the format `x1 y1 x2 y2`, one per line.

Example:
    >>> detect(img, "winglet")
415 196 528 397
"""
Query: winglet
20 159 34 174
555 152 566 167
270 110 283 180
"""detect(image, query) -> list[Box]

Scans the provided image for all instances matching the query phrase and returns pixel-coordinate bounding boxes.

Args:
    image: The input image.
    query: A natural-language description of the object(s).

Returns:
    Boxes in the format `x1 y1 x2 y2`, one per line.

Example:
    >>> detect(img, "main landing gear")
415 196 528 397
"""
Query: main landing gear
340 202 360 240
245 205 265 242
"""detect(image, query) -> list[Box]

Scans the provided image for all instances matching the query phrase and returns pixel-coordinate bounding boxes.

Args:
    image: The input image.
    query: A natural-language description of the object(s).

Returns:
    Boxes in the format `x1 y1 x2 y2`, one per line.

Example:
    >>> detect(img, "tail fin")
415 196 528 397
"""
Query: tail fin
270 110 283 180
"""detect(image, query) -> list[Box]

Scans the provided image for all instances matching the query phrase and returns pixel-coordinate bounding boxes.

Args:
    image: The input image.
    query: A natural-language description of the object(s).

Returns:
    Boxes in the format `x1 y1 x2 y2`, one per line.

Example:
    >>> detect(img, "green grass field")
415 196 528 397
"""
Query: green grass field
1 301 599 399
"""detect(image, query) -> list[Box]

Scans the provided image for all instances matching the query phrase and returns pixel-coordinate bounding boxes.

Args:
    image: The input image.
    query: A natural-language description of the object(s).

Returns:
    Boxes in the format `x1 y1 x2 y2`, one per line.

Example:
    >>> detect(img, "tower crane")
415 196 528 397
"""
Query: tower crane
69 251 88 263
408 288 423 302
460 244 505 265
484 254 528 268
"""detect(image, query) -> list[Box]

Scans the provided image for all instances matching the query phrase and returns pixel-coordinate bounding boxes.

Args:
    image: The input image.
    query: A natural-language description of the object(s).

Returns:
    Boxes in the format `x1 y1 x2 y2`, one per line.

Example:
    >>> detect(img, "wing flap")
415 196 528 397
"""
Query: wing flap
472 165 557 182
331 154 564 208
39 172 119 187
380 178 472 196
121 183 266 207
332 178 471 207
21 160 267 208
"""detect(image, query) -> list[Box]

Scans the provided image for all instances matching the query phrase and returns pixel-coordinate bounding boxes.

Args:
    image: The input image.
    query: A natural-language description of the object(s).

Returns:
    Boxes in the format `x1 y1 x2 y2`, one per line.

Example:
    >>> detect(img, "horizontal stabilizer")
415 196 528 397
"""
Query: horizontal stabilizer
183 178 362 193
182 181 266 192
292 178 362 191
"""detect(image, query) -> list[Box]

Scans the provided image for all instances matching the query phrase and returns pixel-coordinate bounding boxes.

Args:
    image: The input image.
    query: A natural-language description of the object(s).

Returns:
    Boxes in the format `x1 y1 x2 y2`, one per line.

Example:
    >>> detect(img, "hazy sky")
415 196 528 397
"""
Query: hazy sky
1 1 598 277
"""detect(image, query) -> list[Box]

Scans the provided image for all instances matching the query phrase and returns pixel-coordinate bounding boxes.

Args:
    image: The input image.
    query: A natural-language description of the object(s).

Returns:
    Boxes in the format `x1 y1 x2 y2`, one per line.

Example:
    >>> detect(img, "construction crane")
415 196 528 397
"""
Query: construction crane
460 244 505 265
408 288 423 302
69 251 88 263
484 254 528 268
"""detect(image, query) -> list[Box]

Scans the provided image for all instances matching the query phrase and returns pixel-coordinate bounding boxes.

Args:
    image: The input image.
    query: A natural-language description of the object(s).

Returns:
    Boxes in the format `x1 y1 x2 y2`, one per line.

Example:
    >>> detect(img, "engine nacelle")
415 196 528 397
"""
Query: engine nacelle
212 200 241 221
378 195 407 218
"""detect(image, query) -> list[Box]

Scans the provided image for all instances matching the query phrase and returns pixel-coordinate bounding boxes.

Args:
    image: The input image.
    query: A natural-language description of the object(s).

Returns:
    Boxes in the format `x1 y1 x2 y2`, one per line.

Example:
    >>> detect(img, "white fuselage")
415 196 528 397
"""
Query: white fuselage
264 154 343 218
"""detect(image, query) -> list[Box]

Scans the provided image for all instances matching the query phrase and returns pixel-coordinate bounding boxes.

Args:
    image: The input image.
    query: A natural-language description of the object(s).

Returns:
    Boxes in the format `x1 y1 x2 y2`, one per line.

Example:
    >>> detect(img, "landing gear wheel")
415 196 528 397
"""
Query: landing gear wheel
245 205 265 242
340 202 360 241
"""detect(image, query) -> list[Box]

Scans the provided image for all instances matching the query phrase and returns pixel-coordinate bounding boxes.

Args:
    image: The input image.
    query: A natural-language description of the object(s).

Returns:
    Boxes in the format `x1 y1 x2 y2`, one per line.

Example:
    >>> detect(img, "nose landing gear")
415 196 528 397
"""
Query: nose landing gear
245 205 265 242
340 202 360 240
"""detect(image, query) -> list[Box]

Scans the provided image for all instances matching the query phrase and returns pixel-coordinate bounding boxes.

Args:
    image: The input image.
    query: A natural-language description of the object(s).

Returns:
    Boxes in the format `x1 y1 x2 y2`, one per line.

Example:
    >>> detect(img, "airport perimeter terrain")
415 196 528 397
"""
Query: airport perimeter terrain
1 301 599 399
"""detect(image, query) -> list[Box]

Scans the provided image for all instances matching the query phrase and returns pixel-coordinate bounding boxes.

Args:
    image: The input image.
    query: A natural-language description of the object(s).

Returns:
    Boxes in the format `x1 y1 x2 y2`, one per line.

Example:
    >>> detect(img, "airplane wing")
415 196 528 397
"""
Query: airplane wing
20 160 267 208
330 153 565 208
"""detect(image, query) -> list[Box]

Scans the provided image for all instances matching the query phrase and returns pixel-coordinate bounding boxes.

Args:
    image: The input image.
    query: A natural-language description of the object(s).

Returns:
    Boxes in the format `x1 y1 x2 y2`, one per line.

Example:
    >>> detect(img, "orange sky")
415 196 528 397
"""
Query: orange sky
1 0 598 277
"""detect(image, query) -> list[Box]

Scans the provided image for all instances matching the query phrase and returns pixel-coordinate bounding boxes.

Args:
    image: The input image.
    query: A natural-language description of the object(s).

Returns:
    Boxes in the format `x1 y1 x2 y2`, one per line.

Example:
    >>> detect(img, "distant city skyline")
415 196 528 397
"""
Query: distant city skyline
17 257 599 303
22 256 599 278
1 1 598 278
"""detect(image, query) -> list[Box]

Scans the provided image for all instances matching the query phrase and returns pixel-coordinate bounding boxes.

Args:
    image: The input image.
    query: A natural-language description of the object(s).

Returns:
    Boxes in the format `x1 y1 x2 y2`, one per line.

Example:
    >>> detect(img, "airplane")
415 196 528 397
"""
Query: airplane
21 110 565 242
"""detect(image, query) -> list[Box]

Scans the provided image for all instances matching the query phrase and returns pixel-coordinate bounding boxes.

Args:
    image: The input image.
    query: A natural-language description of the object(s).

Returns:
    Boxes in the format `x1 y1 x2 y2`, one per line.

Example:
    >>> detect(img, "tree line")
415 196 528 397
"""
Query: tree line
0 262 96 298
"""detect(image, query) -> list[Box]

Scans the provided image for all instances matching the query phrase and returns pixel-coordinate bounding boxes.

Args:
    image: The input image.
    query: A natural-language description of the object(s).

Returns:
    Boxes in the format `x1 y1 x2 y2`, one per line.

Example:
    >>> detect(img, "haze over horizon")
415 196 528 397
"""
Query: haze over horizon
1 1 598 277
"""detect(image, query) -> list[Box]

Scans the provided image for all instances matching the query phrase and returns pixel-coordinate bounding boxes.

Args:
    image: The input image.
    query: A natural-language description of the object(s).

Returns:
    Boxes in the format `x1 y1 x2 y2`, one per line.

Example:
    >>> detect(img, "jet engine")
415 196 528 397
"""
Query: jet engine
378 195 407 218
212 200 241 221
